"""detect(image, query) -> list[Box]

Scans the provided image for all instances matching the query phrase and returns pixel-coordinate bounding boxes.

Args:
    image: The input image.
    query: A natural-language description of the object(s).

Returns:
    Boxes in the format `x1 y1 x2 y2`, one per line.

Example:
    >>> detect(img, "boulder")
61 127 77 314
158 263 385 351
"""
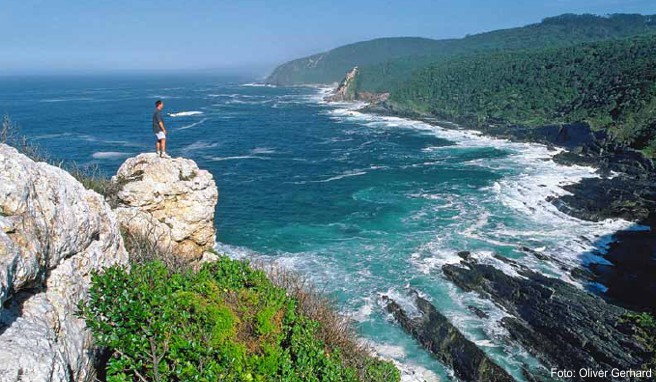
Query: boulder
0 144 129 382
113 153 218 262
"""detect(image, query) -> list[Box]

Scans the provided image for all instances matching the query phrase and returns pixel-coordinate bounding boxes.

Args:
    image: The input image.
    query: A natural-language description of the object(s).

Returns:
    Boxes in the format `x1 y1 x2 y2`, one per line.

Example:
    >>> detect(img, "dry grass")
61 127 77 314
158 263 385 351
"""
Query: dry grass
121 228 192 273
2 114 122 206
67 163 123 208
2 114 49 162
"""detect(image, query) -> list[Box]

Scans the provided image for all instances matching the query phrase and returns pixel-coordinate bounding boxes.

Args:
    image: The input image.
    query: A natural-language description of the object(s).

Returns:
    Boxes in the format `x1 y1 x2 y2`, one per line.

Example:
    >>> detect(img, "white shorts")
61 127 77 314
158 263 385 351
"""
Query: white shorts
155 132 166 141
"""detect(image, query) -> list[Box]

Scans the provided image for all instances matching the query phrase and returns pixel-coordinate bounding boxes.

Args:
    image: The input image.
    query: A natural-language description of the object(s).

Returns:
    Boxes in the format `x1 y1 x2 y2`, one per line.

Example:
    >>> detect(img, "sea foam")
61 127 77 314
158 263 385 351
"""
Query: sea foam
169 111 203 117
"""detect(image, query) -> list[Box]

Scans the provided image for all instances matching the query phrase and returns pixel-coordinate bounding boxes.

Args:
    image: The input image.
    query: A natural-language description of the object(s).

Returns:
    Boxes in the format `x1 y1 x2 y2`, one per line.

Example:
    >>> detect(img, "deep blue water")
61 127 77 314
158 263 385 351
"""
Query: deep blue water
0 74 633 381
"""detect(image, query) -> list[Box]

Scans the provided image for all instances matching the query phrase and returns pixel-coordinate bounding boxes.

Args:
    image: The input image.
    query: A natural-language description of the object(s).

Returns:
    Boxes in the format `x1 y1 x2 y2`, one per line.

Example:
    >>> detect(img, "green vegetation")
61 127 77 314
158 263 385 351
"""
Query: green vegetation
267 14 656 91
390 34 656 154
266 37 446 86
79 254 399 382
623 312 656 369
4 119 396 381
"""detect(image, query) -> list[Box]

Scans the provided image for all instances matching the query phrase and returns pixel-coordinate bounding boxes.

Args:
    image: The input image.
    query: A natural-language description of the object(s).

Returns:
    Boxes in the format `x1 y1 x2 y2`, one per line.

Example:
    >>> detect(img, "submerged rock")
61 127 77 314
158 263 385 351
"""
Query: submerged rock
0 144 129 381
383 290 514 382
113 153 218 262
442 255 650 380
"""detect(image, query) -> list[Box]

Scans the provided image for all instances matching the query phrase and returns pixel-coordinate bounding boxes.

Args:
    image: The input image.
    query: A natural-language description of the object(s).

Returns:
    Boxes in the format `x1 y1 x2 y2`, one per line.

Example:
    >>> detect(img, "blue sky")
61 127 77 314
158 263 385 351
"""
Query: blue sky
1 0 655 75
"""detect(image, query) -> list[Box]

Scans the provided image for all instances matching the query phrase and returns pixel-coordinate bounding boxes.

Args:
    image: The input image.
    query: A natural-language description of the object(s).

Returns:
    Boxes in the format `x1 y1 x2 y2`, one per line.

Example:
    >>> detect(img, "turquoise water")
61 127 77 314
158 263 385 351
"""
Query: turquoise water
0 75 634 381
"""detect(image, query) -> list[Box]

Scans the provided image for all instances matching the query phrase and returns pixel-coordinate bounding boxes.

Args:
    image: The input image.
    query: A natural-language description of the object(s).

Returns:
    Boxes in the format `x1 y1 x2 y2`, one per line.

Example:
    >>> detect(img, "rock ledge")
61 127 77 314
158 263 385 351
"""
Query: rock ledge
113 153 218 261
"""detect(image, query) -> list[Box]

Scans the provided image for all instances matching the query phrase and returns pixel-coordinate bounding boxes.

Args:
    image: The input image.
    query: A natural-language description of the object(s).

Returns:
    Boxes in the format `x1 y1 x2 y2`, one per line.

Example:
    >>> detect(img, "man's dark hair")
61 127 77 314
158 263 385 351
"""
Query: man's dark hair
155 100 163 107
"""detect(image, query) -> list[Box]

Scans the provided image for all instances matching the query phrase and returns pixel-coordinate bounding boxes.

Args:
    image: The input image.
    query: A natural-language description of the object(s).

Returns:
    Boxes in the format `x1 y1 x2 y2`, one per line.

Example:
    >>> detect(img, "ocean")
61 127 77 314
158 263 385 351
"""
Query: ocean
0 74 636 381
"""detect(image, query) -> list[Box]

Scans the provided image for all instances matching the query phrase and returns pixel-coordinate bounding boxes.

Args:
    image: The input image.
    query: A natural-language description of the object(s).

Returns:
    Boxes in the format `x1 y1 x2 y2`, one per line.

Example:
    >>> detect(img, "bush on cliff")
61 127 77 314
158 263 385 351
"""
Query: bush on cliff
79 257 399 382
625 312 656 370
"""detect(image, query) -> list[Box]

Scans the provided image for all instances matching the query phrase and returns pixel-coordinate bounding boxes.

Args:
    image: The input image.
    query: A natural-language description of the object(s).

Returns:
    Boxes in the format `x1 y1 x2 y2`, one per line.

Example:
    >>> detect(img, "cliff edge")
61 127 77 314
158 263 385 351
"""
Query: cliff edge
112 153 219 263
0 144 129 381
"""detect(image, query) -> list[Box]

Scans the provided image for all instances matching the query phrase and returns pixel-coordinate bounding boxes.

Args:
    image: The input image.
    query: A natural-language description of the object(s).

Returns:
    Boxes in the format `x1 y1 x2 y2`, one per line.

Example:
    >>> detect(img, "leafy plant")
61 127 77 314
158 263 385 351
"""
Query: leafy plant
79 257 399 382
624 312 656 370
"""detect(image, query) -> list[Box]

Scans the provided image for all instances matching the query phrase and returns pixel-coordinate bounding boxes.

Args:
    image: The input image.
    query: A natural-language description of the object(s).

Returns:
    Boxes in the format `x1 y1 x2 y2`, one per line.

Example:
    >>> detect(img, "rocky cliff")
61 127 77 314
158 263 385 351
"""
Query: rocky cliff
324 67 360 102
0 144 129 382
324 67 389 103
112 153 219 262
441 253 650 380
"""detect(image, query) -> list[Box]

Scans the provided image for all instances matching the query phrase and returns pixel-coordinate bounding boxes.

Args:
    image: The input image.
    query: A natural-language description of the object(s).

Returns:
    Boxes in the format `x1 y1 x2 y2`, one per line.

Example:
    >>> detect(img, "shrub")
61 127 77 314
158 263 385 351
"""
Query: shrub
79 257 399 382
624 312 656 370
263 264 399 382
121 229 191 273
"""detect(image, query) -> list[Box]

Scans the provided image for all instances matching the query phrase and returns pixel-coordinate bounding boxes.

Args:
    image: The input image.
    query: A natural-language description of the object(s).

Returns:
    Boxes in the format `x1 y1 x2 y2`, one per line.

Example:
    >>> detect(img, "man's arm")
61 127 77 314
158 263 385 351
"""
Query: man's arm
157 113 167 134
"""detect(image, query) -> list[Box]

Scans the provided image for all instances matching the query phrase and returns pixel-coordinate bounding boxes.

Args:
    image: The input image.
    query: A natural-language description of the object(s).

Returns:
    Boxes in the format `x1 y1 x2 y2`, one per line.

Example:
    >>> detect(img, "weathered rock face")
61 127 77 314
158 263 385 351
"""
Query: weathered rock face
113 153 218 261
325 66 391 103
325 67 360 102
442 255 650 380
384 290 514 382
0 144 129 382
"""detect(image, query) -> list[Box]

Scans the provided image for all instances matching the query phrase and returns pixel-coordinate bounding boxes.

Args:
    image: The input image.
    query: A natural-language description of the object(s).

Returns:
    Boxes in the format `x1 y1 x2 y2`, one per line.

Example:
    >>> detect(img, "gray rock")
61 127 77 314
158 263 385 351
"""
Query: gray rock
383 290 514 382
113 153 218 262
0 144 129 382
442 256 650 380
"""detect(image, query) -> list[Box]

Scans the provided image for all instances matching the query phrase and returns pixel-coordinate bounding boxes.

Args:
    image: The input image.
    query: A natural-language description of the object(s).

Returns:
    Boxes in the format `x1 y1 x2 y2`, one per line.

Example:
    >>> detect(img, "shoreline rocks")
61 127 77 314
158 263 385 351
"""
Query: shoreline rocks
112 153 219 262
359 97 656 312
442 255 650 380
383 290 514 382
0 144 129 382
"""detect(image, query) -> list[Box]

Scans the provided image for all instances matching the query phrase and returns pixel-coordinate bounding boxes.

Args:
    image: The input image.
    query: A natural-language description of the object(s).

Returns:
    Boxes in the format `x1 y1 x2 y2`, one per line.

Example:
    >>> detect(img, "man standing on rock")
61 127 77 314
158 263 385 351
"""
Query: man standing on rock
153 100 170 158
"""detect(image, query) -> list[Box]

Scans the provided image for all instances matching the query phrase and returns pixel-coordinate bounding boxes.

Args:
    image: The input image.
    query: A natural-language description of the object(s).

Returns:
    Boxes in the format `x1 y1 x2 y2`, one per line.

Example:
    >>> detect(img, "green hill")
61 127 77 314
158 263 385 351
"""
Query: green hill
266 14 656 91
389 34 656 155
265 37 449 86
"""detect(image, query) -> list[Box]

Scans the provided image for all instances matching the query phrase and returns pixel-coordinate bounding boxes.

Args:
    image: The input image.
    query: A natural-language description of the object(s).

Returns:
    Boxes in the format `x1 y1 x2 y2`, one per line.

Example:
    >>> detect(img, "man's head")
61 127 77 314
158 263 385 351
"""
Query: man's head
155 100 164 110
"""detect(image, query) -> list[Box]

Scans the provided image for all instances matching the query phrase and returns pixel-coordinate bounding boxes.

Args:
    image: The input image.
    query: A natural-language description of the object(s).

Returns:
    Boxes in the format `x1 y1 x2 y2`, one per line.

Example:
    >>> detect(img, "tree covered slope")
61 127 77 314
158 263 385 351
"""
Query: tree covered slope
265 37 450 86
266 14 656 91
389 34 656 154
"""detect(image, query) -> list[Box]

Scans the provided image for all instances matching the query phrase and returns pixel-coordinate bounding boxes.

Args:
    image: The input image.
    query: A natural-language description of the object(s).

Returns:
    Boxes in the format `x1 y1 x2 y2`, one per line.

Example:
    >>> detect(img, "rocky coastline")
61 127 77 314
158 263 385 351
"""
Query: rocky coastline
0 146 219 381
383 290 515 382
441 253 650 382
323 78 656 378
362 97 656 312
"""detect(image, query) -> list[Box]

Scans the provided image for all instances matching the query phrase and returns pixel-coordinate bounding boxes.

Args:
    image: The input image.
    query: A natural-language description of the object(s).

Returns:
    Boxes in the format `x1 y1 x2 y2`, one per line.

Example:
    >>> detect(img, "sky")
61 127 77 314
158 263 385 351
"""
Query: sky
1 0 655 76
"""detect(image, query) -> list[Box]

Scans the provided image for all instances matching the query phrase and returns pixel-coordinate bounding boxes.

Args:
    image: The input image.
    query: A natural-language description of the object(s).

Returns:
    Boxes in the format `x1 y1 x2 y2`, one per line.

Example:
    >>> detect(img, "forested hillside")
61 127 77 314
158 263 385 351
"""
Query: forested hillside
389 34 656 155
267 14 656 90
265 37 449 86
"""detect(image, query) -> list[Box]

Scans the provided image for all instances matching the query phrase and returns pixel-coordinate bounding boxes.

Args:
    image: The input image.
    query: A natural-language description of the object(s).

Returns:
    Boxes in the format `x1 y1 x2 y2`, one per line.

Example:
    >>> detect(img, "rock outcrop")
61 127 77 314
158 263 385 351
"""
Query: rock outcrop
113 153 218 262
0 144 129 382
325 66 360 102
442 255 650 380
384 290 514 382
324 67 390 103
